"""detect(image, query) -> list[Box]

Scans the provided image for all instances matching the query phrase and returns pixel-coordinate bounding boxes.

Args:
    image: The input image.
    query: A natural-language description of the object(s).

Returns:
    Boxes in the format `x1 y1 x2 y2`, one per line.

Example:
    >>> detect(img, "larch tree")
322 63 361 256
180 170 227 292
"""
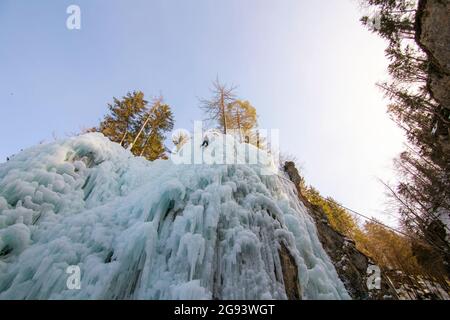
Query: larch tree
226 100 258 142
200 78 237 134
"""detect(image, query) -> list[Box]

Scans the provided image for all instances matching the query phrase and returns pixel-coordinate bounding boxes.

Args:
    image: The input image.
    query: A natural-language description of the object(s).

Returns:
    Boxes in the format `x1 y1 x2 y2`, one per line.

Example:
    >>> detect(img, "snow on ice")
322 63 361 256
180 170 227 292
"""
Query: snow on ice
0 133 350 299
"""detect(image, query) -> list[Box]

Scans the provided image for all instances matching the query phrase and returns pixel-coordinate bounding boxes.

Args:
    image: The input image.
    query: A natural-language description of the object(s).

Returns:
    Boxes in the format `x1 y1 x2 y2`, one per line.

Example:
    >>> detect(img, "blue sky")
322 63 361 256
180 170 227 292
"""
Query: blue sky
0 0 405 225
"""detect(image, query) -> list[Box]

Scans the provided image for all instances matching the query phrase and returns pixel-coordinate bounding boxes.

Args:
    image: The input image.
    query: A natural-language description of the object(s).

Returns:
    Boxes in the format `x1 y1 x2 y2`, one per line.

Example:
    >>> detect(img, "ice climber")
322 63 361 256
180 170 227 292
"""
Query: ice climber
201 134 209 148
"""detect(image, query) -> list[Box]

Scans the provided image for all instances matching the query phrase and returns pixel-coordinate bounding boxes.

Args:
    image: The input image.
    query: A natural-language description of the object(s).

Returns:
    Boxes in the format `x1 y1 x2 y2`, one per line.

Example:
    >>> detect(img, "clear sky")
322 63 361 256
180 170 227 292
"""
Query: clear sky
0 0 405 225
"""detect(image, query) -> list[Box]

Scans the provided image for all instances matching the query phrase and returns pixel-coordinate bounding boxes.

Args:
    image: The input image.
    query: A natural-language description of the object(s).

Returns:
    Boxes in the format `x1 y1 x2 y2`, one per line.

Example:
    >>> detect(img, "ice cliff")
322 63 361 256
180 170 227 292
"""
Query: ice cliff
0 133 350 300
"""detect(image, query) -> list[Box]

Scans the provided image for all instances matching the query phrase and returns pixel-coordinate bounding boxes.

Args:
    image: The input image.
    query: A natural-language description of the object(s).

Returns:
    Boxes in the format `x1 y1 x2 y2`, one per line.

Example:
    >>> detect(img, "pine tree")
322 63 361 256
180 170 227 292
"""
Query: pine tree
361 0 450 276
131 97 174 161
360 0 417 44
99 91 148 148
97 92 174 161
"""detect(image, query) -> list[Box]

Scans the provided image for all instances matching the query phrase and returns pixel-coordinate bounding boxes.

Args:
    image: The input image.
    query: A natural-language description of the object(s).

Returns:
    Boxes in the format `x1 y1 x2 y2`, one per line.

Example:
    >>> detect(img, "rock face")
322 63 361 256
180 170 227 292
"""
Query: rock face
278 242 302 300
416 0 450 149
284 162 397 299
416 0 450 263
417 0 450 108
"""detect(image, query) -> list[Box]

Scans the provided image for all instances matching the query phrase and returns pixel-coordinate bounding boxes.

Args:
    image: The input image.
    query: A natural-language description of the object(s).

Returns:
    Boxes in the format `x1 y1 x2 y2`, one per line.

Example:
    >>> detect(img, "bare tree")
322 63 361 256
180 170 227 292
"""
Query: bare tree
199 77 237 134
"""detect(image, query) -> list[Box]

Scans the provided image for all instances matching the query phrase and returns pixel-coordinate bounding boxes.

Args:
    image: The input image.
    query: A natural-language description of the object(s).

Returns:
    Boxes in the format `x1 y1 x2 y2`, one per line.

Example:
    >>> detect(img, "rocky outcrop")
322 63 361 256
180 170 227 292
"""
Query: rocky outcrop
416 0 450 270
278 242 302 300
284 162 397 299
416 0 450 107
385 270 450 300
416 0 450 148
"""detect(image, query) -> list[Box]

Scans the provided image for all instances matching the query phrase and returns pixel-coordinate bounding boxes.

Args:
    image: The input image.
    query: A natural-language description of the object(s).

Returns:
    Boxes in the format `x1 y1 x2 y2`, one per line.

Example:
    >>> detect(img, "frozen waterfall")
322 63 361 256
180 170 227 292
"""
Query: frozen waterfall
0 133 350 300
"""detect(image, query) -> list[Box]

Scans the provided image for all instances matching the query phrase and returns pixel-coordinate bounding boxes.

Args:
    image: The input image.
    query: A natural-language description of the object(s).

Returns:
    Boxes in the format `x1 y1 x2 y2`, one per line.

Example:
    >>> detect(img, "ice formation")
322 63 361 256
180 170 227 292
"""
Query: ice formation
0 133 350 300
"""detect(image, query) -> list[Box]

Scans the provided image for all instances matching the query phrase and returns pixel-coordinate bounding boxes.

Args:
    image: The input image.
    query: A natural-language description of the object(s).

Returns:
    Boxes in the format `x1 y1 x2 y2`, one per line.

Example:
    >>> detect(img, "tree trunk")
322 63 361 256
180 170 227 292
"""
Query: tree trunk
139 129 154 157
236 110 242 142
119 131 128 146
131 114 152 152
220 92 227 134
